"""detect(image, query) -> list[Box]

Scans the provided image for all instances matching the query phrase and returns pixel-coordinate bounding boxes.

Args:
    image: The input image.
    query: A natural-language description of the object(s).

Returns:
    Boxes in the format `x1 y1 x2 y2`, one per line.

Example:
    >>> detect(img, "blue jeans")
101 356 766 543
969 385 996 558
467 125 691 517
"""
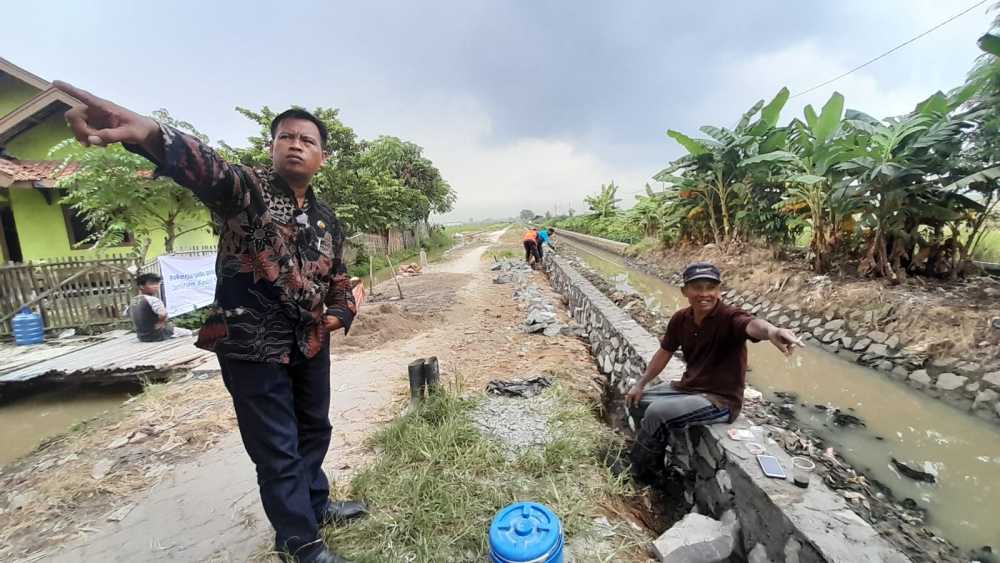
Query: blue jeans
219 345 332 562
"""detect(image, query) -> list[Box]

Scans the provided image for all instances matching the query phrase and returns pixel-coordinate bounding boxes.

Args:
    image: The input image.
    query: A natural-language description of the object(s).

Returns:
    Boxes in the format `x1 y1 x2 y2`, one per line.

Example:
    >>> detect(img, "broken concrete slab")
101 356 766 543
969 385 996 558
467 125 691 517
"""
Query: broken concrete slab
652 512 737 562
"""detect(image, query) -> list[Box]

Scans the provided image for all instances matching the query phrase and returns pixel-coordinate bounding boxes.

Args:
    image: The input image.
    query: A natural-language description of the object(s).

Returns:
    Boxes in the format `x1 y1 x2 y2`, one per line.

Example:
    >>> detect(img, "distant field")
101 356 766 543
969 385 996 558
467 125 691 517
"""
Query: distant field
442 222 510 236
974 230 1000 263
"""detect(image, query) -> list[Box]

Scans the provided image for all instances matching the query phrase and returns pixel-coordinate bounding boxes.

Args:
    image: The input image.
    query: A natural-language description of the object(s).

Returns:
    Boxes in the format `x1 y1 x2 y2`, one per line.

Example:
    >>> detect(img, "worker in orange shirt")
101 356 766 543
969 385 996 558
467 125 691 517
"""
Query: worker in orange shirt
523 227 542 266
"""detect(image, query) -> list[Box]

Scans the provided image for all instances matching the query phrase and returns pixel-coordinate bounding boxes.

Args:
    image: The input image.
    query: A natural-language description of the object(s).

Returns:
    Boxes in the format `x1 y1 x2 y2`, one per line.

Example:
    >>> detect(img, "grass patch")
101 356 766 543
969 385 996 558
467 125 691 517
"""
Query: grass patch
973 229 1000 262
349 230 455 283
326 386 647 562
443 222 510 236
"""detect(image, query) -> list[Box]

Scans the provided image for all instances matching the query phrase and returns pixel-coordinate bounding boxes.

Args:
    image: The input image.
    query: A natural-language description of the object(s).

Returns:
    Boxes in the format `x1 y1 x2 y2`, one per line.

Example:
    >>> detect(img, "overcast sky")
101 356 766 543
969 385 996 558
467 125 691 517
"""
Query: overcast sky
4 1 993 221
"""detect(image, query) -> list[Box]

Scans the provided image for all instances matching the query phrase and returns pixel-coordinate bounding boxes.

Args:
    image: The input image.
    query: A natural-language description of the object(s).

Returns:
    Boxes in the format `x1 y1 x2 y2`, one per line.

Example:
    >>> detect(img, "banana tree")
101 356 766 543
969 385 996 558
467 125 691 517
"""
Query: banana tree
739 92 860 272
659 87 790 244
836 100 972 282
584 182 622 218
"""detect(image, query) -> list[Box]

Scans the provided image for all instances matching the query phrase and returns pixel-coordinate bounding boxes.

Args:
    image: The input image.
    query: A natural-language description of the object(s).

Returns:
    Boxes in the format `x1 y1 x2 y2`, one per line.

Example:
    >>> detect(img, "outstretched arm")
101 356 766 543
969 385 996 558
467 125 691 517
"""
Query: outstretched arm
54 81 251 216
746 318 804 356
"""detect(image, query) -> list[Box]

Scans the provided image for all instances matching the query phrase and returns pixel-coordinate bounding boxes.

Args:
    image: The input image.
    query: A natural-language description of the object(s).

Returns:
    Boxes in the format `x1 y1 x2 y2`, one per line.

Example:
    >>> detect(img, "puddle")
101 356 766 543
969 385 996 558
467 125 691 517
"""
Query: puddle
0 383 139 466
562 240 1000 551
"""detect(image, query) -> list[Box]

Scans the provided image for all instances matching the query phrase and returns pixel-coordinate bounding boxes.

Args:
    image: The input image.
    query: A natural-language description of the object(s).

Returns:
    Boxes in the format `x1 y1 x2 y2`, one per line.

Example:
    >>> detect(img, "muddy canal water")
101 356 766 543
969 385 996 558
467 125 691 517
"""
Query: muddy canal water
563 240 1000 551
0 384 136 466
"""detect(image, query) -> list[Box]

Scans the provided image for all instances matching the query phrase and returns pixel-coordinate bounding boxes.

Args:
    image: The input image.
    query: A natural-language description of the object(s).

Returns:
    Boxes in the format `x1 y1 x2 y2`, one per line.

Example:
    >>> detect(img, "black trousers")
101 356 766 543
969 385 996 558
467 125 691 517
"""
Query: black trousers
523 240 541 263
219 346 332 561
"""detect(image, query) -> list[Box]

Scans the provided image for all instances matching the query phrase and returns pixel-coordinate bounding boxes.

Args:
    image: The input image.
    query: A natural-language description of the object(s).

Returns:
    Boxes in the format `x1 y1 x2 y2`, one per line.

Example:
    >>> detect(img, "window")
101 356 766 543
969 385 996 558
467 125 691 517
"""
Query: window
62 206 133 247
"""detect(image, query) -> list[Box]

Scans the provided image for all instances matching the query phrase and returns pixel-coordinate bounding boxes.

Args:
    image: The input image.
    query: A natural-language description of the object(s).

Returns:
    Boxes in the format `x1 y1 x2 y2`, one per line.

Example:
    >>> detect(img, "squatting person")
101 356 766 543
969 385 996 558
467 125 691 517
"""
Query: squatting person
626 261 803 482
523 226 542 265
128 273 192 341
56 81 365 563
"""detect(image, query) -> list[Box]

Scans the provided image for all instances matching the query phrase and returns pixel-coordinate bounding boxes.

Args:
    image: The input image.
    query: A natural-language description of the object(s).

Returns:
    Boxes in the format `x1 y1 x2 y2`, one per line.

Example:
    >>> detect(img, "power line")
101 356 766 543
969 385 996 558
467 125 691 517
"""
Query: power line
790 0 989 99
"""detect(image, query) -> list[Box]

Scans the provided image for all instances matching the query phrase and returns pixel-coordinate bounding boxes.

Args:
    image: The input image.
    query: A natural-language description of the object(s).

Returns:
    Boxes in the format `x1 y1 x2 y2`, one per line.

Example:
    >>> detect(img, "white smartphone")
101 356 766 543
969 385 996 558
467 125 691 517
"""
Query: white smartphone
757 454 787 479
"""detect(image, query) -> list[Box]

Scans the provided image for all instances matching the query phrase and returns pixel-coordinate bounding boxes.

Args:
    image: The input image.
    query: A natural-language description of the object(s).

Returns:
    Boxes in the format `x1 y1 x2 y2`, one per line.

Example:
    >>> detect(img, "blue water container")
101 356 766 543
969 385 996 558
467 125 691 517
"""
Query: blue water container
12 307 44 346
489 502 564 563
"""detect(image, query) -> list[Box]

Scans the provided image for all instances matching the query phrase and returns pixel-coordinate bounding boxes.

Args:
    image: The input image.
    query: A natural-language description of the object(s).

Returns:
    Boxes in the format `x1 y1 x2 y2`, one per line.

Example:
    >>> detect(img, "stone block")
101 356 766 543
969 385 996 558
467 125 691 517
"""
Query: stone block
867 330 888 343
875 360 894 372
867 343 888 357
778 314 790 325
822 343 839 353
807 318 822 329
652 513 737 563
908 370 932 388
973 388 999 410
982 371 1000 390
852 338 872 352
748 544 773 563
824 319 845 331
935 372 967 391
837 350 860 363
891 366 909 380
885 334 900 349
839 336 853 349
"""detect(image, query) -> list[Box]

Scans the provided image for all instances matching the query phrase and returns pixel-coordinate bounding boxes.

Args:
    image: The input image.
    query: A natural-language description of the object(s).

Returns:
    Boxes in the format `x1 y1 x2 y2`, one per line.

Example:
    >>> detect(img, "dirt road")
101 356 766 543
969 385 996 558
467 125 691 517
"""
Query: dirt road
27 229 603 562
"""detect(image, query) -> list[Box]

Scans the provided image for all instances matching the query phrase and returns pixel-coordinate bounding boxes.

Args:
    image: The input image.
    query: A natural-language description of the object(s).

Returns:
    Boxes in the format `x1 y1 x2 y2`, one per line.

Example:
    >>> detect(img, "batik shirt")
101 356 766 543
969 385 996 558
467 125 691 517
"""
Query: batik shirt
126 125 356 363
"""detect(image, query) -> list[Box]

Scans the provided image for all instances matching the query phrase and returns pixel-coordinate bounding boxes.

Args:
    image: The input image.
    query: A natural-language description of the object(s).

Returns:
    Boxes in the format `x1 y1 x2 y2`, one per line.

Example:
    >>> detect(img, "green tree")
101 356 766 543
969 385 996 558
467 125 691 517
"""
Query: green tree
220 106 454 235
52 109 214 261
584 182 621 218
740 92 861 271
662 87 790 243
519 209 535 221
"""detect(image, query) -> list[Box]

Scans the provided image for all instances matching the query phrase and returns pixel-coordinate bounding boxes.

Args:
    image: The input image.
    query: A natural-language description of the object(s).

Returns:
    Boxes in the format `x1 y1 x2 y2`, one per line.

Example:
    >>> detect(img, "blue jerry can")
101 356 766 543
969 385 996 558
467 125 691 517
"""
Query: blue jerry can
12 307 44 346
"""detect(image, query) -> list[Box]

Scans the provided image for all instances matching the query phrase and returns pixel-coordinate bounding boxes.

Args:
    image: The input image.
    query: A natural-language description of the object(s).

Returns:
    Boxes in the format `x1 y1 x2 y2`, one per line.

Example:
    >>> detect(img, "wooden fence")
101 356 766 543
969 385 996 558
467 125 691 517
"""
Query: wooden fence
0 224 429 335
0 256 136 335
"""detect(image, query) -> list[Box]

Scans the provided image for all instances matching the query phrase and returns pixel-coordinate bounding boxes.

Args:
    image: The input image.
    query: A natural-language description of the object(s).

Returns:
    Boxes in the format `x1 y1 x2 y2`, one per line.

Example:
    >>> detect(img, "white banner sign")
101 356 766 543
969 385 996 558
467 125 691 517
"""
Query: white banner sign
158 254 217 318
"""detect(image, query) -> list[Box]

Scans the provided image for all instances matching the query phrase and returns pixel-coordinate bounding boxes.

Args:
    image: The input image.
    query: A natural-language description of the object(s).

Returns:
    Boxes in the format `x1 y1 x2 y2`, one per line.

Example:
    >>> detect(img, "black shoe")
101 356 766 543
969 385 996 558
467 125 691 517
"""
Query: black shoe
321 500 369 527
312 546 353 563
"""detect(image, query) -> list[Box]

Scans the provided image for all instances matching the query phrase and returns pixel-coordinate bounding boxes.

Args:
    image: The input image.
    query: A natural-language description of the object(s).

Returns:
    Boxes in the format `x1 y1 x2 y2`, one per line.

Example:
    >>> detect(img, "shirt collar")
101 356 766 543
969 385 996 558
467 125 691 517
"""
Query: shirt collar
269 169 316 210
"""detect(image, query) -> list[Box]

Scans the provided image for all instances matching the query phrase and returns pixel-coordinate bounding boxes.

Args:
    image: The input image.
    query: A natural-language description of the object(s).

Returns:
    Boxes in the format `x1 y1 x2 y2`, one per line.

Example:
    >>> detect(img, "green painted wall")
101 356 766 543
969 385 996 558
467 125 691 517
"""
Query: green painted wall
0 100 217 264
0 74 40 116
4 113 75 159
5 186 216 263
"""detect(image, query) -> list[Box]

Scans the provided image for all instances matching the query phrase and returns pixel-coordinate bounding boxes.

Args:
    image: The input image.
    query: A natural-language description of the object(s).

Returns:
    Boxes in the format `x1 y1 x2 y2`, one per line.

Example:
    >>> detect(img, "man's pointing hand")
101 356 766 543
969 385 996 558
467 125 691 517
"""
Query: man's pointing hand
53 81 160 149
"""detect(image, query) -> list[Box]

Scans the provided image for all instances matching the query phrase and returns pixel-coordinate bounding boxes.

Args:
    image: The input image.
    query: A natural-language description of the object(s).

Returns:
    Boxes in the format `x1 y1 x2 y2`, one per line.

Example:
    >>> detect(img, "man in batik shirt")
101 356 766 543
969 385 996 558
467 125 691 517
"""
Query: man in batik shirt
56 81 363 563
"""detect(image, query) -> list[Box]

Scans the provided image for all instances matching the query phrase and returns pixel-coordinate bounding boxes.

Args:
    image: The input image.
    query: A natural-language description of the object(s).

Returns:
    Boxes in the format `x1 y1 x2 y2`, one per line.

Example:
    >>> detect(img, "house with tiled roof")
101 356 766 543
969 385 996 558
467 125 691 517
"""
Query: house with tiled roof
0 57 215 264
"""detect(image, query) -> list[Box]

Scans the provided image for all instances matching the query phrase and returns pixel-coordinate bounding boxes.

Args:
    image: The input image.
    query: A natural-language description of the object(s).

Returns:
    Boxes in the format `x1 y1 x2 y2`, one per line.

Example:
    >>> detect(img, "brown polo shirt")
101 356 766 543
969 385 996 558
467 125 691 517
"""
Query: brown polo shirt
660 301 759 421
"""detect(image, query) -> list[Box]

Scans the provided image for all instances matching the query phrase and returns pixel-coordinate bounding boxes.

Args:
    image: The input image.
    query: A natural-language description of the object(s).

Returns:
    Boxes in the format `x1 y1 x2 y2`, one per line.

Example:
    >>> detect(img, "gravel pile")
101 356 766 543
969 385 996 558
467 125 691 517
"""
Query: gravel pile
472 395 554 459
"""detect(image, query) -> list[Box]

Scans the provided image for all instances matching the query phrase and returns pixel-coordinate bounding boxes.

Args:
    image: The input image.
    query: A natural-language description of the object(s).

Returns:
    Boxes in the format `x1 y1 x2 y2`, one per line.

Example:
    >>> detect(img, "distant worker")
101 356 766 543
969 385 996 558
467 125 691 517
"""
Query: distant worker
537 227 556 253
625 262 803 483
128 273 192 341
523 227 542 266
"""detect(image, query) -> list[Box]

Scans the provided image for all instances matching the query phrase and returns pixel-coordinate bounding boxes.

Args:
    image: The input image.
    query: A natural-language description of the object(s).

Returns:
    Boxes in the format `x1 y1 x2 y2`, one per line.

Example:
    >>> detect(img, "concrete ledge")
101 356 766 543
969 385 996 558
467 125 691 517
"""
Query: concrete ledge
544 254 911 563
554 229 630 255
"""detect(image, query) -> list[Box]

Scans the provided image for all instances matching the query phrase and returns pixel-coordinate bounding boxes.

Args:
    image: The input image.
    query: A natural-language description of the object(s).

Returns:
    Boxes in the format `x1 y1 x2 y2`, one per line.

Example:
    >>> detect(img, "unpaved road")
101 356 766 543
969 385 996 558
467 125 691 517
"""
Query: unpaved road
38 231 605 563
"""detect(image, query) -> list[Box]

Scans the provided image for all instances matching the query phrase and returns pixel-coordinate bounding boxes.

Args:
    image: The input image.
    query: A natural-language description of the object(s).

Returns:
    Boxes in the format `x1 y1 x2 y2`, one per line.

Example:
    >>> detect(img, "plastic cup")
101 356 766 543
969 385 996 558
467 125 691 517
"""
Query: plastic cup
792 457 815 488
746 442 766 455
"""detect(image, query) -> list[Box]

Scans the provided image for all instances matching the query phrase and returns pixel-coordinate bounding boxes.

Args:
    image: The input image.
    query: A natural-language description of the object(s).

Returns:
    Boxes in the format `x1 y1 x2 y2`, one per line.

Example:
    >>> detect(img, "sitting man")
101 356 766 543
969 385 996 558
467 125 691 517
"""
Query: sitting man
625 262 802 482
128 273 191 342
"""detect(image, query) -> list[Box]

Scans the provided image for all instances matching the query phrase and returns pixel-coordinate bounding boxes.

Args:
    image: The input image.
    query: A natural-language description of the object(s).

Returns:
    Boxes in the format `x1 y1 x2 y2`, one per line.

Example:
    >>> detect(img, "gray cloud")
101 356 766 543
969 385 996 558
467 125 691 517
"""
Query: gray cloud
3 0 991 220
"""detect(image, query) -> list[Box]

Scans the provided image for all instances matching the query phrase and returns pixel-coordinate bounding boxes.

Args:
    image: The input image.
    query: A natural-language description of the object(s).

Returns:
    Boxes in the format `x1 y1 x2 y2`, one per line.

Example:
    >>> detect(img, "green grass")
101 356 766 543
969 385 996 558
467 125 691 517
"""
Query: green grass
443 222 510 236
348 230 454 282
325 385 646 562
973 229 1000 262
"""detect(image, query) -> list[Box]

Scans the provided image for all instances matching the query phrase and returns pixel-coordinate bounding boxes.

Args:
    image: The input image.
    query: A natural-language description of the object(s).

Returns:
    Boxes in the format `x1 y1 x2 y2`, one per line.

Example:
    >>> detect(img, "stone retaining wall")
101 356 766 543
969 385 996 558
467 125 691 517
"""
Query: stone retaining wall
544 254 911 563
